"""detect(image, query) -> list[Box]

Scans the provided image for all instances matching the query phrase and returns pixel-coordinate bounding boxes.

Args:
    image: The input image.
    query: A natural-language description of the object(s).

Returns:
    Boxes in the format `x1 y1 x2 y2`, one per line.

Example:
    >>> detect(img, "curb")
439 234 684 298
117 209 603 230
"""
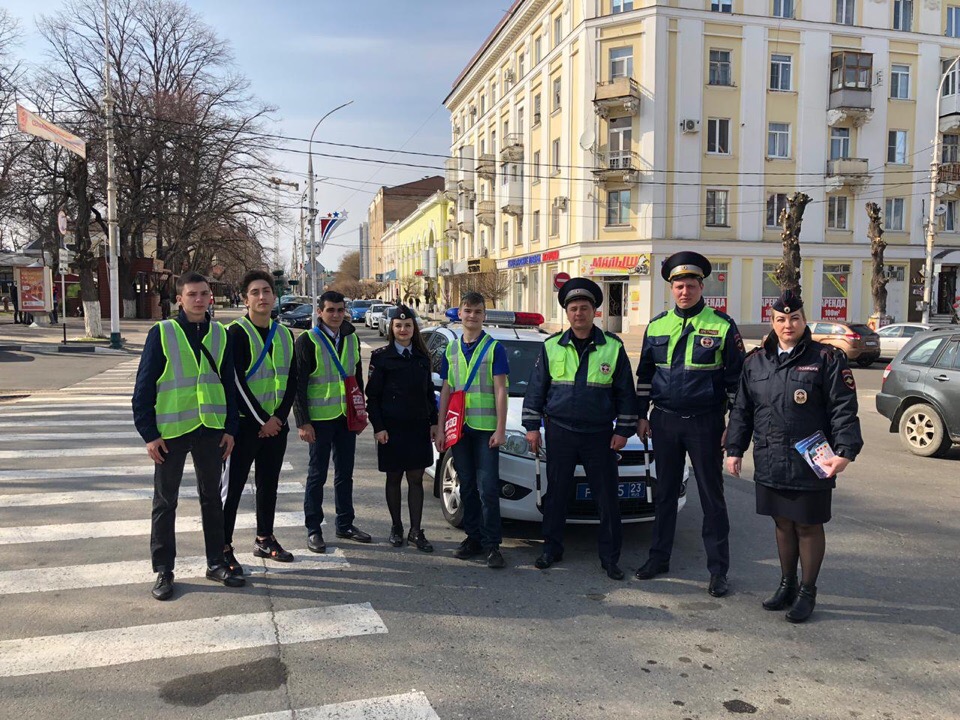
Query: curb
0 344 129 355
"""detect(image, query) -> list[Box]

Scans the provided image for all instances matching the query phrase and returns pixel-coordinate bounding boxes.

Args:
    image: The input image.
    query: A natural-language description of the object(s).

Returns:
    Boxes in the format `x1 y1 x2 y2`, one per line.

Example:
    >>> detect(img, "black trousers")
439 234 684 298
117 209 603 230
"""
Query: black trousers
150 427 227 573
648 407 730 576
542 424 622 565
222 418 289 545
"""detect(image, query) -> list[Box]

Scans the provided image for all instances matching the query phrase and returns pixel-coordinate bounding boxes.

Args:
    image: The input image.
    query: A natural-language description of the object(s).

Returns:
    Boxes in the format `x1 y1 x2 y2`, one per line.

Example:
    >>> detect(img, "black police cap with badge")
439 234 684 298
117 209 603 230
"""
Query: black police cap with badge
661 251 712 282
393 303 414 320
558 277 603 308
772 289 803 314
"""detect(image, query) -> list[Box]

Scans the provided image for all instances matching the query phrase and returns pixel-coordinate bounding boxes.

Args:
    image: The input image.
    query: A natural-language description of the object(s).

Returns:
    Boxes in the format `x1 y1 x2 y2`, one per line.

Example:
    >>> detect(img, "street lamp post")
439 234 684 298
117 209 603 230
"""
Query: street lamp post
103 0 121 349
924 55 960 324
307 101 353 328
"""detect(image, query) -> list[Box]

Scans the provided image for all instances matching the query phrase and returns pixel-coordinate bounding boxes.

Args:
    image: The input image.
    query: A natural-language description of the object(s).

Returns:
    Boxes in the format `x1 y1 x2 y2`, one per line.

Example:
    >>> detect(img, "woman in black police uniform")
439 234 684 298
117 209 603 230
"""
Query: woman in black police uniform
365 305 439 552
724 291 863 622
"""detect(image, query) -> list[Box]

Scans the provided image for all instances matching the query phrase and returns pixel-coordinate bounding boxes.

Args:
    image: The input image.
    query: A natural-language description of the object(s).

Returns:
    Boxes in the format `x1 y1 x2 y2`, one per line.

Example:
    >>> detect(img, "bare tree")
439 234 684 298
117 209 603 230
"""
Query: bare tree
460 271 511 307
865 201 890 324
774 192 812 295
0 9 33 244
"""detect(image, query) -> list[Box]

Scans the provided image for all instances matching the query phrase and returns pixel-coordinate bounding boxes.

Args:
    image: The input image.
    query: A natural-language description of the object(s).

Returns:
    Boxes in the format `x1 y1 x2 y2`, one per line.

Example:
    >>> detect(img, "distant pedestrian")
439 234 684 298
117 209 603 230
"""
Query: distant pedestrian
159 284 171 320
366 305 438 552
11 282 20 324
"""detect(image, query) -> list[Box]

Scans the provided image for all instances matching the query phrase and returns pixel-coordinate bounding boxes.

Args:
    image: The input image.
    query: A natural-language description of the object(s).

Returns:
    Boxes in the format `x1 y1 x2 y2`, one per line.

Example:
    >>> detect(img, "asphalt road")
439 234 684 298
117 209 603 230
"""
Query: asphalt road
0 322 956 719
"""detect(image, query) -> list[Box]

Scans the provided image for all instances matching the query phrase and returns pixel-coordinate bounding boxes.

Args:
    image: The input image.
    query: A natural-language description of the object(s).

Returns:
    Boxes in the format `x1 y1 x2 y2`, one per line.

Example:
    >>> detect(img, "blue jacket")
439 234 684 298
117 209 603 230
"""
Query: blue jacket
522 325 638 437
132 309 239 442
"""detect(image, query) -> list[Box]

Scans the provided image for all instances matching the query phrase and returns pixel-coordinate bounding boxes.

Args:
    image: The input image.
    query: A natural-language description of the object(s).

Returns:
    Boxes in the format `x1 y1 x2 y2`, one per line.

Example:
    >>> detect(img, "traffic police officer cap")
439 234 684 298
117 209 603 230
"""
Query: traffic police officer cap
393 304 414 320
661 251 712 282
772 290 803 314
558 277 603 308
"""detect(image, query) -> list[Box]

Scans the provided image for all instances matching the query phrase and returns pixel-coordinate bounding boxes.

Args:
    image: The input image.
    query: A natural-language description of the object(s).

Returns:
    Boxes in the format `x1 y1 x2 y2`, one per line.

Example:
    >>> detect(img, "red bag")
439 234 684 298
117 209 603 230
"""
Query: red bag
343 375 368 432
443 389 465 449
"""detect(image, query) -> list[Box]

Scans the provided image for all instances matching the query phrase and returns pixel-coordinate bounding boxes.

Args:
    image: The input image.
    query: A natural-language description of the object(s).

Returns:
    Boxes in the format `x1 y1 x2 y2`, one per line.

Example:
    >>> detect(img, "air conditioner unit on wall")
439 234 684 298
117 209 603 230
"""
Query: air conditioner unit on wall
553 196 569 211
681 119 700 133
504 68 515 84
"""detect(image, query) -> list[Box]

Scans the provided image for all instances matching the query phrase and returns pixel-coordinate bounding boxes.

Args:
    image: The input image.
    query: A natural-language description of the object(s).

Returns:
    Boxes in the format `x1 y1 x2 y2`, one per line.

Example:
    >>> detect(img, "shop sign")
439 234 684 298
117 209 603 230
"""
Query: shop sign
761 297 778 322
821 296 847 321
542 250 560 262
507 254 541 268
581 254 650 276
15 266 49 312
382 269 397 281
704 296 727 313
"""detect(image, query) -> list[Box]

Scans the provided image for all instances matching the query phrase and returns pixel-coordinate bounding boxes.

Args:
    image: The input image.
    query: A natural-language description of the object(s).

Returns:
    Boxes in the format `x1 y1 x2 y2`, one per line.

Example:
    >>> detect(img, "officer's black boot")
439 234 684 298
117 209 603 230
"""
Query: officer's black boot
785 584 817 623
762 574 798 611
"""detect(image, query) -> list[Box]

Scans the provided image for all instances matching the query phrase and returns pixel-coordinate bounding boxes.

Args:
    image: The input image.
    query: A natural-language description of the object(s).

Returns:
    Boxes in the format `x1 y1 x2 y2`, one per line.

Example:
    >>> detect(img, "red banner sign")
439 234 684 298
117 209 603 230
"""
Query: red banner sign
821 297 847 321
541 250 560 262
704 296 727 314
761 297 777 322
16 267 47 312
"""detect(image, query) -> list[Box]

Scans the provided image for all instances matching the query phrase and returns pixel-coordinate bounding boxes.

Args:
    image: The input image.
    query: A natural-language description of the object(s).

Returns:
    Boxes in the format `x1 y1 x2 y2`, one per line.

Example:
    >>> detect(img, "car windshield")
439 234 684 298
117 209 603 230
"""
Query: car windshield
351 301 373 309
501 340 541 397
372 305 389 312
292 304 312 314
850 324 875 335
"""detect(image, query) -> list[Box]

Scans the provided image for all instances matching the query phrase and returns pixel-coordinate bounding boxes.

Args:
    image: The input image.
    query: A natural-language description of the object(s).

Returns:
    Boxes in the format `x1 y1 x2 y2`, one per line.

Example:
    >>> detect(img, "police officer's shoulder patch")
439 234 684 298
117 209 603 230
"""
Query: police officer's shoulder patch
603 330 624 345
734 332 745 353
648 310 669 323
842 368 856 390
710 308 736 323
744 347 763 364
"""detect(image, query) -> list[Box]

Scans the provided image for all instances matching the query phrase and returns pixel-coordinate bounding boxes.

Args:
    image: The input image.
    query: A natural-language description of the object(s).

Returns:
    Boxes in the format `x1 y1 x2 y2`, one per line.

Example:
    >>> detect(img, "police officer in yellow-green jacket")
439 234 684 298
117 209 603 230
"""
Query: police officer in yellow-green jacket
133 271 242 601
634 252 745 598
523 278 639 581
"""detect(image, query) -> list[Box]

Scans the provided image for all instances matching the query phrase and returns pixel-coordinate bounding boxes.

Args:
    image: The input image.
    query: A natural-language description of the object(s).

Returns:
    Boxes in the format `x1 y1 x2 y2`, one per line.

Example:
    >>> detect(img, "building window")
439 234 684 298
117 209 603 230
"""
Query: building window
943 134 960 163
767 122 790 158
609 47 634 79
479 95 486 115
550 203 560 236
836 0 855 24
502 221 509 249
830 127 851 160
946 201 957 232
606 190 630 226
890 64 910 99
712 0 732 11
830 51 872 90
534 35 542 64
770 54 792 91
887 130 907 163
491 130 496 152
532 150 541 183
552 77 562 111
706 190 729 227
552 138 561 174
884 197 905 230
517 107 524 135
943 58 959 96
893 0 912 31
948 7 960 37
533 94 542 124
709 50 733 86
766 193 788 227
707 118 731 154
533 210 541 241
828 196 848 229
773 0 794 19
553 15 562 48
612 0 633 12
501 162 509 186
518 52 526 77
503 120 509 138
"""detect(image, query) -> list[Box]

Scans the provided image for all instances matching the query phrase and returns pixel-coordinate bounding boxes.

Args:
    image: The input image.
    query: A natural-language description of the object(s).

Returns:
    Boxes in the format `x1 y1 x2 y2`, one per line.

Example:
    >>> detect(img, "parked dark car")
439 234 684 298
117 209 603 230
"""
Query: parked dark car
809 321 881 367
278 303 313 330
271 295 311 319
876 329 960 457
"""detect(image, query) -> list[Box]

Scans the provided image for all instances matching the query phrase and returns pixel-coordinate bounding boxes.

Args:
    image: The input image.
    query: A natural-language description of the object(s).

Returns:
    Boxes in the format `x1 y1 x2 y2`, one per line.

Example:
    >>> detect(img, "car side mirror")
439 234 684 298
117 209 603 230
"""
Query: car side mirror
431 371 443 392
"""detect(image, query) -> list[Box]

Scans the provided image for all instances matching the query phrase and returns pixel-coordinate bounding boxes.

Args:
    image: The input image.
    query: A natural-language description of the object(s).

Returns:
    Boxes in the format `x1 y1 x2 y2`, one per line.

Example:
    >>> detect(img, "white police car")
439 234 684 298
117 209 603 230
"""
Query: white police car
423 309 689 527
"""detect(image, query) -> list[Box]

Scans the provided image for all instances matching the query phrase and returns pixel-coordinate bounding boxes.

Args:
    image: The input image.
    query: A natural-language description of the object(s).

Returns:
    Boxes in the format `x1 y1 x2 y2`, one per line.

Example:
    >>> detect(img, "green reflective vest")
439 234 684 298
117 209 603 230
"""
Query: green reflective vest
232 316 294 416
544 332 622 388
155 320 227 440
646 307 729 370
446 334 500 431
306 329 359 421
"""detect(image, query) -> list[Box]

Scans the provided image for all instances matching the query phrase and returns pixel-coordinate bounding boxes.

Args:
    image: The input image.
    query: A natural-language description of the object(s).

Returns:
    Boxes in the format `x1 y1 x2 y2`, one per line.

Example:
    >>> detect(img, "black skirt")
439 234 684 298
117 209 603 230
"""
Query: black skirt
755 483 832 525
376 418 434 473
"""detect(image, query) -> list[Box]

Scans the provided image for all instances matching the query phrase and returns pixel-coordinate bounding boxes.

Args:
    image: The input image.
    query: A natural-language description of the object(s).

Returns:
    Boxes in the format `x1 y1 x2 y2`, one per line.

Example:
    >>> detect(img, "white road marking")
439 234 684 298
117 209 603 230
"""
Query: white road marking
0 431 141 442
0 462 294 482
0 420 133 428
0 510 304 545
0 446 146 459
0 548 347 596
233 692 441 720
3 395 131 404
0 409 132 419
0 602 386 677
0 481 304 508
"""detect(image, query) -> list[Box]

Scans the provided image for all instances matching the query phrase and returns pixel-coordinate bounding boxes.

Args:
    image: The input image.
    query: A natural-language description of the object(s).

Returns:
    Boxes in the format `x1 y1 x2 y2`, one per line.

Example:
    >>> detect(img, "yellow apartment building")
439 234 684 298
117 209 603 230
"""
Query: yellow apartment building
444 0 960 333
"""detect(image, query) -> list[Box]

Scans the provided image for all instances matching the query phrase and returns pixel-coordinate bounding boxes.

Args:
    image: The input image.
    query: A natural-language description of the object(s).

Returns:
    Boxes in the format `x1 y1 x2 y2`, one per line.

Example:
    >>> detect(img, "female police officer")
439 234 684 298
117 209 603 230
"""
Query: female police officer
724 290 863 623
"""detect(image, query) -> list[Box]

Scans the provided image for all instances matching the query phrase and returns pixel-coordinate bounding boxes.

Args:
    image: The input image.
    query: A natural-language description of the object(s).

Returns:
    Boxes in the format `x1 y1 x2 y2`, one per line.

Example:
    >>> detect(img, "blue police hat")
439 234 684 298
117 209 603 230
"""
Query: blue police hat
393 304 414 320
661 251 712 282
772 290 803 314
558 277 603 308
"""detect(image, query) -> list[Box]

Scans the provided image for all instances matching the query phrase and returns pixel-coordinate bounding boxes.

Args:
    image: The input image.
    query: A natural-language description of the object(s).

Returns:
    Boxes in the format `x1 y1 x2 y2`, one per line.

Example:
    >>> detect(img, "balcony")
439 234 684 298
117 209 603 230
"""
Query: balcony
445 218 458 241
476 153 496 181
457 145 475 191
477 199 496 226
824 158 870 193
500 133 524 162
940 90 960 133
444 158 458 198
827 51 874 127
501 176 523 216
593 77 641 119
457 192 475 234
936 162 960 198
592 150 641 185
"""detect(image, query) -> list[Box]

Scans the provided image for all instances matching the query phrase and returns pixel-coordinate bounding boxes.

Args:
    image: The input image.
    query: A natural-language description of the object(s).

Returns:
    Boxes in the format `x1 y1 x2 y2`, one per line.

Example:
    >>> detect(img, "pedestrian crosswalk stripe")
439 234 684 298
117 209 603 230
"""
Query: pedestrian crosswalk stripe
0 510 304 545
4 395 131 404
0 602 387 677
231 692 441 720
0 409 132 418
0 420 133 428
0 431 141 442
0 548 348 596
0 446 148 459
0 462 294 482
0 481 304 508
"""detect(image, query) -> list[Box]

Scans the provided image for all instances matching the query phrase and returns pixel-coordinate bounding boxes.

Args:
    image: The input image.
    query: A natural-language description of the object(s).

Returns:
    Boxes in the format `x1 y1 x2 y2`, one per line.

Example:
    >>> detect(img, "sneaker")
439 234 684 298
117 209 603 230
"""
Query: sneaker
206 564 245 588
151 571 174 601
408 529 434 553
253 536 294 563
224 546 244 576
453 537 484 560
486 547 506 569
388 525 404 547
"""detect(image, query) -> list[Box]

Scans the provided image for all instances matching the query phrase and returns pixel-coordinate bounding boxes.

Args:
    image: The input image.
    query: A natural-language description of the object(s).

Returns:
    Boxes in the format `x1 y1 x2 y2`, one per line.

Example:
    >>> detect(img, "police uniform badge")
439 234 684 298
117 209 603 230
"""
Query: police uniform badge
794 389 808 405
842 368 856 390
600 362 611 374
699 336 716 349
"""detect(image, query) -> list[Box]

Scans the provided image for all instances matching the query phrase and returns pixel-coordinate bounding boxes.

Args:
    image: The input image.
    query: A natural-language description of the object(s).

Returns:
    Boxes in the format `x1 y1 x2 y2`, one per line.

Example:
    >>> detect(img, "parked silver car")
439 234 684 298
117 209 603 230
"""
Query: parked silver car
874 323 935 359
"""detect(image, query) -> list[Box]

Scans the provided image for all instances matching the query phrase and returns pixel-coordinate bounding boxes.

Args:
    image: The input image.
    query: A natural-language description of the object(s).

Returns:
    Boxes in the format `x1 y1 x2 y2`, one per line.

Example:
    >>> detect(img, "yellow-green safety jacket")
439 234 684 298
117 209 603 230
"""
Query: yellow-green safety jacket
445 334 500 431
232 316 294 416
306 329 360 421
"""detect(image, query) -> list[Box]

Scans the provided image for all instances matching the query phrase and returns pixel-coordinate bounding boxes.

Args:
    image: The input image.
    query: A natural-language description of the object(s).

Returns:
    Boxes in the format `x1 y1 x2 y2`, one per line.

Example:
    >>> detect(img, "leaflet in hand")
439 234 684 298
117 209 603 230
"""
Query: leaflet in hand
794 431 836 479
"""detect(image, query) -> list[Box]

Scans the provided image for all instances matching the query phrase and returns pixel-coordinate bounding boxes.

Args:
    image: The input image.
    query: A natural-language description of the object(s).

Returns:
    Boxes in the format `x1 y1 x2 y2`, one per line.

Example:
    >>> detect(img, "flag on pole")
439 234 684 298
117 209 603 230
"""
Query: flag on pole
318 211 346 247
16 104 87 159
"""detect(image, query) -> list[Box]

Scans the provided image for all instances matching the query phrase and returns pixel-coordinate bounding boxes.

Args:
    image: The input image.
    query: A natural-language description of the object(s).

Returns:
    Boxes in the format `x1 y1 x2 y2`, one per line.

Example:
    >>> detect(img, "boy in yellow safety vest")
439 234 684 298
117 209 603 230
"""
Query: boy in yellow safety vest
132 271 241 601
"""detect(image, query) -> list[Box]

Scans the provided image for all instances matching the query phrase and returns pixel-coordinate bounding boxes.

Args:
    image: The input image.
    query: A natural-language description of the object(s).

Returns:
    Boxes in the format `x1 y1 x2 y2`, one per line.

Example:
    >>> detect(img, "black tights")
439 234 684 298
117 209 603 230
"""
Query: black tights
385 470 425 531
773 516 825 586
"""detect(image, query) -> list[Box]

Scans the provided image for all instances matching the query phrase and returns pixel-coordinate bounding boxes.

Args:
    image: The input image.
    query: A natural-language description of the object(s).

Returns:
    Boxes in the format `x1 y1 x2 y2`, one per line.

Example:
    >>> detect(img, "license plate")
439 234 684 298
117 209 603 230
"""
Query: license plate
865 341 877 347
576 481 646 500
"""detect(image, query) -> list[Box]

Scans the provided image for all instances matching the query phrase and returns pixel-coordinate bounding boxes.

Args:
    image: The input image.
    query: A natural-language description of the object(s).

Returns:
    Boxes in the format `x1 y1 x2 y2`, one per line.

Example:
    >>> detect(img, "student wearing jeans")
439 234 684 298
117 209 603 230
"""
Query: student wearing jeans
436 292 509 569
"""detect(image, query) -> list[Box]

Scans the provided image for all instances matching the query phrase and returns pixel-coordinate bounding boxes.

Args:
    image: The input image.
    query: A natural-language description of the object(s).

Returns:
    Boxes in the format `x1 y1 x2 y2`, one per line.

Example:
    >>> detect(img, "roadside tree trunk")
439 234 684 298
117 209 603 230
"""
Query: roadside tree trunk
866 201 891 326
774 192 812 295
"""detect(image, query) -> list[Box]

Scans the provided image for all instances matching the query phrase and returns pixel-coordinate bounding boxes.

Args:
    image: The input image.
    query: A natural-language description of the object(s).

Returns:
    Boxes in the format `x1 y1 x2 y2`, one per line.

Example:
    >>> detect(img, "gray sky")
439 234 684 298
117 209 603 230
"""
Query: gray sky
4 0 507 269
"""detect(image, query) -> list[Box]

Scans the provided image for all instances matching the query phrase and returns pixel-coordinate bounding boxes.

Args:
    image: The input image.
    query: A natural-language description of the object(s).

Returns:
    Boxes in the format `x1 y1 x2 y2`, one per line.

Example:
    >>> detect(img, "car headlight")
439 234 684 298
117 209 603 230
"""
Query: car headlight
500 430 534 458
